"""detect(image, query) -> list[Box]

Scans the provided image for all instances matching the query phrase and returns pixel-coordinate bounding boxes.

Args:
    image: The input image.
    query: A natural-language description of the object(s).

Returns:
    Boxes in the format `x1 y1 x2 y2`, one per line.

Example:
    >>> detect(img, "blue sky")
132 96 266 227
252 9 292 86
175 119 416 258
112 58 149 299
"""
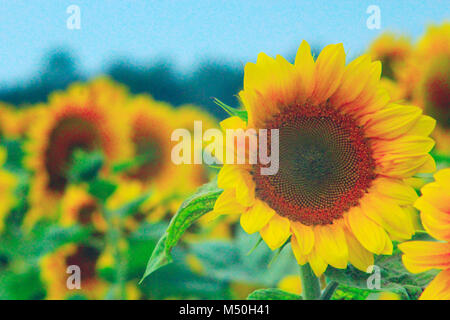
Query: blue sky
0 0 448 84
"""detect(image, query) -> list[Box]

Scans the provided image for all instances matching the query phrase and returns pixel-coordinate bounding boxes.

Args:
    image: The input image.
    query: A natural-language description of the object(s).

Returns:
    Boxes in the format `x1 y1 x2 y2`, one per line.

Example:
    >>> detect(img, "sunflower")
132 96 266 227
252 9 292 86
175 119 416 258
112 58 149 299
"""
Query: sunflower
40 243 107 299
404 23 450 152
25 78 132 226
212 41 436 277
399 168 450 300
0 147 18 232
368 33 412 80
175 104 219 191
60 185 107 232
3 105 47 139
125 95 178 188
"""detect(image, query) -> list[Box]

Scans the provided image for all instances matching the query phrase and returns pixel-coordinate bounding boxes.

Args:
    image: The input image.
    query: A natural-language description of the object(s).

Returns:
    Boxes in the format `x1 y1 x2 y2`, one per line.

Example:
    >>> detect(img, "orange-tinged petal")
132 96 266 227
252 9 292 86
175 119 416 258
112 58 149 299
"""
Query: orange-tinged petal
399 241 450 273
420 269 450 300
260 214 291 250
240 199 274 234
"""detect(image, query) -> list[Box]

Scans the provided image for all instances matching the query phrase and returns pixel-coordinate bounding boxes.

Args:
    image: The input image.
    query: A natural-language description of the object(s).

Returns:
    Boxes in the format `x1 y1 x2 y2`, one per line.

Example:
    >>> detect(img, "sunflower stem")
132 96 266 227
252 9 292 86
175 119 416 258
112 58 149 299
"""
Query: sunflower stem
299 263 321 300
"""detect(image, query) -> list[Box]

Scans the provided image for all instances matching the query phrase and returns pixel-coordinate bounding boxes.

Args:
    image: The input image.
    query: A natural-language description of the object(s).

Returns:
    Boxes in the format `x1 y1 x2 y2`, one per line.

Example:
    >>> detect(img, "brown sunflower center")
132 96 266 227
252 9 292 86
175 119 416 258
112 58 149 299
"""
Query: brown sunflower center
65 245 101 281
45 117 101 193
253 102 376 225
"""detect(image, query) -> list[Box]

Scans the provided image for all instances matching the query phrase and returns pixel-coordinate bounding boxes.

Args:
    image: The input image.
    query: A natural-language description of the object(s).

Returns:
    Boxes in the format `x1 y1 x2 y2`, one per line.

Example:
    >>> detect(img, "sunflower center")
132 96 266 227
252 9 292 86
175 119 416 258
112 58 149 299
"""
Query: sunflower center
253 102 376 225
424 58 450 128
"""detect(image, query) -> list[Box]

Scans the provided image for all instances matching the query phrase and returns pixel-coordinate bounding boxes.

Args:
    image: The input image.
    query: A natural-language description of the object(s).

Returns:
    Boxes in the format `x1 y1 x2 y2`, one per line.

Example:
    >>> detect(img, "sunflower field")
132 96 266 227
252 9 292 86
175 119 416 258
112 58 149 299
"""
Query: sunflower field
0 6 449 302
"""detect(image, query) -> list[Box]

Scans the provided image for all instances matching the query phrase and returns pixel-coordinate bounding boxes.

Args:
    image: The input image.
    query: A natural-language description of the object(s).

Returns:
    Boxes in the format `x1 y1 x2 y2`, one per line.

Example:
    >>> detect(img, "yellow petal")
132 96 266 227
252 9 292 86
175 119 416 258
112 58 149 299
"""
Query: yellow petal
344 228 374 272
330 54 372 107
346 206 389 254
314 222 348 269
363 104 423 140
290 222 315 255
294 40 315 101
220 116 247 130
240 199 274 234
260 214 291 250
360 193 415 240
406 115 436 136
311 44 346 104
399 241 450 273
307 247 328 277
371 177 418 206
372 135 435 157
213 189 245 216
291 235 308 265
420 269 450 300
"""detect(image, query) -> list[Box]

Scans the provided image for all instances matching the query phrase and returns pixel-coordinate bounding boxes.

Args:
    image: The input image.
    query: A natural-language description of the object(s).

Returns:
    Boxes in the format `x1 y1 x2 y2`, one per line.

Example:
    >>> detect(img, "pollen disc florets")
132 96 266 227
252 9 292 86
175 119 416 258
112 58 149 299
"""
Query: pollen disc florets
253 102 376 225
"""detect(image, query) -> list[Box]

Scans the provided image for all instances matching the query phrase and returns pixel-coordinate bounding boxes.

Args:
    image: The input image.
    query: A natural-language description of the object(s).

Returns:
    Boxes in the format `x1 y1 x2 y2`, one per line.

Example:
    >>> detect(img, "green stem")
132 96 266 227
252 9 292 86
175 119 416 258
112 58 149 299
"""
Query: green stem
299 264 321 300
319 281 339 300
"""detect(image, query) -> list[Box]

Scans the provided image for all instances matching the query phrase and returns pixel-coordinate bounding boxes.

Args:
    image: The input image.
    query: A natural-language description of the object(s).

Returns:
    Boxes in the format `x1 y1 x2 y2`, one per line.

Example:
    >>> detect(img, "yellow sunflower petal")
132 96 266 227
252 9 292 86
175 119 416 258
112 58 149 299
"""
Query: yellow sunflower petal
363 104 423 140
213 189 245 216
307 247 328 277
220 116 247 130
360 193 415 240
291 235 308 265
294 40 315 101
415 197 450 241
371 177 418 206
240 199 274 234
311 43 346 104
260 214 291 250
290 222 315 255
419 269 450 300
344 228 374 272
314 222 348 269
346 206 389 255
399 241 450 273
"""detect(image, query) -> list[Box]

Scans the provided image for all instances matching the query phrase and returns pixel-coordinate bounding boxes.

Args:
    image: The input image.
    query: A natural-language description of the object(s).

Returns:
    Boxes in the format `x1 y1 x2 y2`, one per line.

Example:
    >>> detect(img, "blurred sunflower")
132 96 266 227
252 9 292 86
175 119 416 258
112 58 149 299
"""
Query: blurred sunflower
25 78 132 226
40 243 107 300
212 41 436 276
412 23 450 153
60 185 107 232
1 105 47 139
399 168 450 300
125 95 176 188
175 104 219 190
368 33 412 80
0 147 18 232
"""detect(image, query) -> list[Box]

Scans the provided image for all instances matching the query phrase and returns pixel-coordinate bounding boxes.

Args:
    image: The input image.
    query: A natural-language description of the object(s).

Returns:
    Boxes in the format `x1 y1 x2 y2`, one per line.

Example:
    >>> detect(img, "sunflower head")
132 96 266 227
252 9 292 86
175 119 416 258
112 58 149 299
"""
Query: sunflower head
399 168 450 300
214 40 436 276
25 78 132 224
60 185 107 232
368 33 412 79
40 244 107 299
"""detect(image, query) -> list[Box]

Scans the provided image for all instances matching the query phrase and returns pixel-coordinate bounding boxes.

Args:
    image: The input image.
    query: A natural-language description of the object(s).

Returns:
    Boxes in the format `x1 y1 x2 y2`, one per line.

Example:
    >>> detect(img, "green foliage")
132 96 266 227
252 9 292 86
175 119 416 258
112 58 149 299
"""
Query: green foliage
88 179 118 202
68 150 104 183
247 288 302 300
190 229 298 286
325 241 439 300
141 179 223 282
213 98 248 123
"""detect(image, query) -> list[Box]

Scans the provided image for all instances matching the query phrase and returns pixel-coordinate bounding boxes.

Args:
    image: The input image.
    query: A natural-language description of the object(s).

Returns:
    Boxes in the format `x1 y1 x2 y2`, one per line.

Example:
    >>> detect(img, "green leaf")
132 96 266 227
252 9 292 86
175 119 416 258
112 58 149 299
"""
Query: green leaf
68 150 104 183
247 288 302 300
114 192 152 218
88 178 117 202
325 241 439 300
141 179 223 282
213 98 248 123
